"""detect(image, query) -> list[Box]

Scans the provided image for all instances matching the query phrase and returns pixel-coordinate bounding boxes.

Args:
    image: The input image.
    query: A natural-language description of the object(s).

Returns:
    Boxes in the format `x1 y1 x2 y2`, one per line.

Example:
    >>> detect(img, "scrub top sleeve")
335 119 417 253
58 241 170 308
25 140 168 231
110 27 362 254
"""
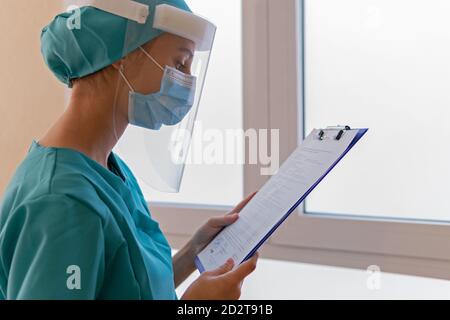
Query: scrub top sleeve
1 195 106 300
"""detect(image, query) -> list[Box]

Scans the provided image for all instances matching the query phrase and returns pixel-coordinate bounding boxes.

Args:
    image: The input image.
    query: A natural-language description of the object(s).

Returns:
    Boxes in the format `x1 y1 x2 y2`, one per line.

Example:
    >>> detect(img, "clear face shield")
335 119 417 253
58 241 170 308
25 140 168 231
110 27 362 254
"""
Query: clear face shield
111 3 216 193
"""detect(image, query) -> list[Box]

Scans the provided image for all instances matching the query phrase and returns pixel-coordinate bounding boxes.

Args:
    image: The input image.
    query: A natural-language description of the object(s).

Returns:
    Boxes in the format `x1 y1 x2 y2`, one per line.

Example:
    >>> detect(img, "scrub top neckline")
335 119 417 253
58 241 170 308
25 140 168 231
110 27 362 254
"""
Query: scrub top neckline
31 140 127 183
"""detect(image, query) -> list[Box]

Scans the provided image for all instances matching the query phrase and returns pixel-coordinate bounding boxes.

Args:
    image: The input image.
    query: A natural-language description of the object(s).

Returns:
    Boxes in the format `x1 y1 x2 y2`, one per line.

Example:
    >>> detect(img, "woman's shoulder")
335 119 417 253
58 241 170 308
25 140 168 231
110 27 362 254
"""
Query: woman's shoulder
1 142 112 225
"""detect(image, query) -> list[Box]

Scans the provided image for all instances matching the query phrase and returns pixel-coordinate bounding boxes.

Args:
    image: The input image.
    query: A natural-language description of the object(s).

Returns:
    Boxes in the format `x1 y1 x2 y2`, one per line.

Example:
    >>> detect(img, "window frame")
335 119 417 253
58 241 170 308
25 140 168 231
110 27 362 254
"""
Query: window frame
153 0 450 280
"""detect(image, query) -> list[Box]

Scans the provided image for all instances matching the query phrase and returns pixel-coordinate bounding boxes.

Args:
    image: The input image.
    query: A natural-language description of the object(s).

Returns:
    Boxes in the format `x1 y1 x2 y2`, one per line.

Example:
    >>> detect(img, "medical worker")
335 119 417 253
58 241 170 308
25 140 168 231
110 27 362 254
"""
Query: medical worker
0 0 258 300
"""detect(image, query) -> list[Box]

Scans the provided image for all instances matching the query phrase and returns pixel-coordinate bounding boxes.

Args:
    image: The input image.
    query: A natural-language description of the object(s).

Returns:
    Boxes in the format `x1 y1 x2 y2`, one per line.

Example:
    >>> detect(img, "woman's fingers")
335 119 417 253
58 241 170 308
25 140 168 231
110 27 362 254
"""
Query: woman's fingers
228 191 258 215
206 192 258 229
206 192 258 230
201 254 259 301
207 213 239 228
207 258 235 276
225 253 259 283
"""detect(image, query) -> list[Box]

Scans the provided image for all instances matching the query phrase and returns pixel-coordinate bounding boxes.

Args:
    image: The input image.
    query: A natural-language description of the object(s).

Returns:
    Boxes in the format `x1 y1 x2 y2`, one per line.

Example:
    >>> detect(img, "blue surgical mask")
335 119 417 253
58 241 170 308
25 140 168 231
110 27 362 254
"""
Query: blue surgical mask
120 47 197 130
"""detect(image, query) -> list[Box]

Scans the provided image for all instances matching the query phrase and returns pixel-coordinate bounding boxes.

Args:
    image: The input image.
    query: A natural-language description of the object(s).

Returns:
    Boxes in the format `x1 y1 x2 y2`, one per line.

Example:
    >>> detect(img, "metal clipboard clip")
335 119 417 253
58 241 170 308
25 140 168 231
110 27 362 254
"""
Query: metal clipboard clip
318 125 351 141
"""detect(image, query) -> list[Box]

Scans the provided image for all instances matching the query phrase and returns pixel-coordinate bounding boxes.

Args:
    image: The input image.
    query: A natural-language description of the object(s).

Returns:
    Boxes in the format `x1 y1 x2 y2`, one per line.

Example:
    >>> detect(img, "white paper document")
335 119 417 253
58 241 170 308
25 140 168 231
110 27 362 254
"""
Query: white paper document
195 128 368 272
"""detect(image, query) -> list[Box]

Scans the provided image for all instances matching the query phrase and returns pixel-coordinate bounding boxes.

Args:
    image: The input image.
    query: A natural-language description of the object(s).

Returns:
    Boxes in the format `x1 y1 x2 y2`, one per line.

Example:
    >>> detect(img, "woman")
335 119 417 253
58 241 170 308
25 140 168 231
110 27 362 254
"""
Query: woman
0 0 258 300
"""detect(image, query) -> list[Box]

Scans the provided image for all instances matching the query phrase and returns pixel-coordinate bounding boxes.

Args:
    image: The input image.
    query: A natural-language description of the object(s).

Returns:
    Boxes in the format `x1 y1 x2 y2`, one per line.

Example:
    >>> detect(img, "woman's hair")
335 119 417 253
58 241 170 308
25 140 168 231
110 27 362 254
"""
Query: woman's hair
71 43 151 91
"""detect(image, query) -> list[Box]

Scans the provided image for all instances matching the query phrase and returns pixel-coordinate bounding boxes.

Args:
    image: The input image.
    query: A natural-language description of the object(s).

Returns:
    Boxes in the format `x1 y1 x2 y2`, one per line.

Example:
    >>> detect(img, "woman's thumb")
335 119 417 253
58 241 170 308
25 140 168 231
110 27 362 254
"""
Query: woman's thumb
207 258 235 276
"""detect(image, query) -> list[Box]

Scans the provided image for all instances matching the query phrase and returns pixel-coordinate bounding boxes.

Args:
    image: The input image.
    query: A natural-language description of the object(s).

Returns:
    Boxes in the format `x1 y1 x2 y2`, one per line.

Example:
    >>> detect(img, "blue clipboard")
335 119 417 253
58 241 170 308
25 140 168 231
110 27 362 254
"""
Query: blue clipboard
195 126 368 273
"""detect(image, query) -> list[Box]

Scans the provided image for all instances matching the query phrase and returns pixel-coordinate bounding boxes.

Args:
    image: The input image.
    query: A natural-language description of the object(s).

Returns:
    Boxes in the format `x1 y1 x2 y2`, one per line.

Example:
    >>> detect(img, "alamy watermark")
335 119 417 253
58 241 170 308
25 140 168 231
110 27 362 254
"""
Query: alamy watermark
66 5 81 30
66 265 81 290
366 265 381 291
170 121 281 176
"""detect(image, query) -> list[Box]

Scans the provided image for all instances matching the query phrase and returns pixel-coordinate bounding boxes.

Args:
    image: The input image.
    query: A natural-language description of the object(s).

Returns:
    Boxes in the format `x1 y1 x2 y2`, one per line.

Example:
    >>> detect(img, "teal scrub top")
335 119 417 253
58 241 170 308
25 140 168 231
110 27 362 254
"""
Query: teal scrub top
0 141 177 300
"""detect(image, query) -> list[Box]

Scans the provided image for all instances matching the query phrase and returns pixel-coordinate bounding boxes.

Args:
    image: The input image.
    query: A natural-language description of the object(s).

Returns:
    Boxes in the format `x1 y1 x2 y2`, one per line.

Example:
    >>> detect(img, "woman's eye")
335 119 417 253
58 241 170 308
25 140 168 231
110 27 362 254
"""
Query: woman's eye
176 63 184 71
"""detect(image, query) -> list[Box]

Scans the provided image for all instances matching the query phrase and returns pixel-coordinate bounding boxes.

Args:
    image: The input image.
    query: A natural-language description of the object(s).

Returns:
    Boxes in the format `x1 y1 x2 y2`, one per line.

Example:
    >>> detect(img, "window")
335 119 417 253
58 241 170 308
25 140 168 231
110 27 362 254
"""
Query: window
265 0 450 281
303 0 450 222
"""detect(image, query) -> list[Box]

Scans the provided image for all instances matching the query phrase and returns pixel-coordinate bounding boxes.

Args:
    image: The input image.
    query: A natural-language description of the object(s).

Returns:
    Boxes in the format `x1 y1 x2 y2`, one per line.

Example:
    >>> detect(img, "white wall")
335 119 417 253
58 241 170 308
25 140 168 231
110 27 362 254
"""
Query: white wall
0 0 65 195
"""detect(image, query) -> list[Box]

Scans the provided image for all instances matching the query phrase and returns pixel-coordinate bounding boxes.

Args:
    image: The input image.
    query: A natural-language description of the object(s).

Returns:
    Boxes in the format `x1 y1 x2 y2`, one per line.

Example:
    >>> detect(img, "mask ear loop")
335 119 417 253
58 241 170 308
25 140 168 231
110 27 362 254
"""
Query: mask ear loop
139 46 165 71
113 64 134 144
118 65 135 92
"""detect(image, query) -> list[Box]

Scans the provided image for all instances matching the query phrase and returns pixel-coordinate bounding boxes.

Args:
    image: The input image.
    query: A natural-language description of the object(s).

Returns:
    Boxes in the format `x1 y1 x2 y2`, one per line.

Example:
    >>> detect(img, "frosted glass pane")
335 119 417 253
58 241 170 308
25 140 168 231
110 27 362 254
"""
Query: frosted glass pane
140 0 243 207
303 0 450 220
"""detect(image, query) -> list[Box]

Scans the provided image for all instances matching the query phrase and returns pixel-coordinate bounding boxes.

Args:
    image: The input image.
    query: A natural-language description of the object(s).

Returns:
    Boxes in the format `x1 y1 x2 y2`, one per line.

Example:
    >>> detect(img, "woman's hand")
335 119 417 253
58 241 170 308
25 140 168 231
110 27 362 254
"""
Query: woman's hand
181 253 259 300
189 191 258 255
173 192 257 288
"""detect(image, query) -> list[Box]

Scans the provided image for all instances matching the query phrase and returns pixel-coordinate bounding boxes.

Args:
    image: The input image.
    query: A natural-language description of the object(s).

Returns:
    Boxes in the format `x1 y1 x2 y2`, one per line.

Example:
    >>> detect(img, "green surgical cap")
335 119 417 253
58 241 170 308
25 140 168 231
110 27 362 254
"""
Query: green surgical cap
41 0 191 87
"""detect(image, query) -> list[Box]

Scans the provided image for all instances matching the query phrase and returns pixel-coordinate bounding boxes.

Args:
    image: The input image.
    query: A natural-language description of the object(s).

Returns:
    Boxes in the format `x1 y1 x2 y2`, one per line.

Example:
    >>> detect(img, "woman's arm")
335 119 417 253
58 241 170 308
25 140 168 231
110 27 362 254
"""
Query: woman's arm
173 240 197 288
